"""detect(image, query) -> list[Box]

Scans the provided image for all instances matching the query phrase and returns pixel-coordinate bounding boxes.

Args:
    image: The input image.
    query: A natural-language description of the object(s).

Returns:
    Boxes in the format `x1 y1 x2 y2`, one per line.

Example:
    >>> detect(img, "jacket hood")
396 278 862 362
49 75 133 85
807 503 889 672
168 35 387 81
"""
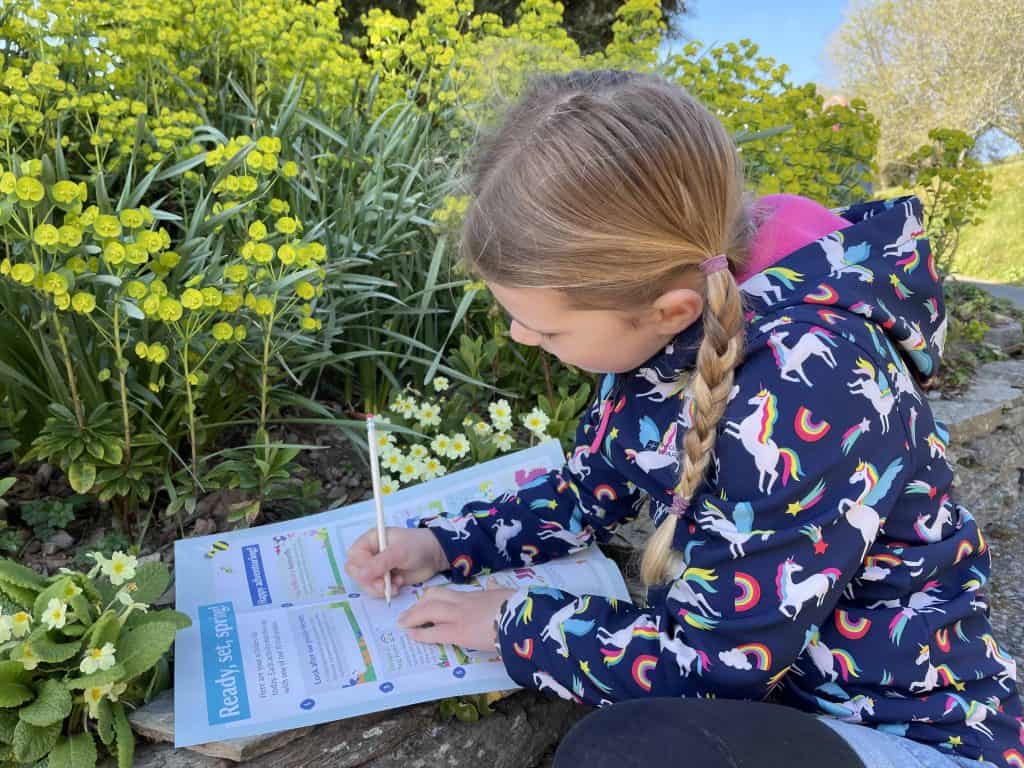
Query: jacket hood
652 195 945 383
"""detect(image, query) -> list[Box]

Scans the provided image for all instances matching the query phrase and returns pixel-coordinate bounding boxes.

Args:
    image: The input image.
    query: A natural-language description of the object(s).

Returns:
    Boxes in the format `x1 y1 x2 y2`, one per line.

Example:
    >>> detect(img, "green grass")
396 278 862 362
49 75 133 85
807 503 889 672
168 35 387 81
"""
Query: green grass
952 155 1024 284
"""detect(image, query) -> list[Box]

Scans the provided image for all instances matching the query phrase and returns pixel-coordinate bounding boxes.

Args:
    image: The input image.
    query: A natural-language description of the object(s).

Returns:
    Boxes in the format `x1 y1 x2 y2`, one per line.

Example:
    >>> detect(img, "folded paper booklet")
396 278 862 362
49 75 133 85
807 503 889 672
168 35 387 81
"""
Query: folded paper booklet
173 439 631 747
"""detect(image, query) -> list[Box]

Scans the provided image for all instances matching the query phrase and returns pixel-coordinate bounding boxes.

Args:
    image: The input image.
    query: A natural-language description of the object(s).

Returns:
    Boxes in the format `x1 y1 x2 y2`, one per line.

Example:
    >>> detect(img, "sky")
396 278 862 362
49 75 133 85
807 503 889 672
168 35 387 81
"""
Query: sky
665 0 852 88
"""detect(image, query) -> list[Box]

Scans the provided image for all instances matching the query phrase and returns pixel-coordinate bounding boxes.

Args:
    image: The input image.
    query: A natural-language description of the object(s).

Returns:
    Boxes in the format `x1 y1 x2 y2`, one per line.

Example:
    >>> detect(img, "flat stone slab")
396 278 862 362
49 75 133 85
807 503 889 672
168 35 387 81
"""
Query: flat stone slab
930 359 1024 443
121 690 584 768
128 691 313 761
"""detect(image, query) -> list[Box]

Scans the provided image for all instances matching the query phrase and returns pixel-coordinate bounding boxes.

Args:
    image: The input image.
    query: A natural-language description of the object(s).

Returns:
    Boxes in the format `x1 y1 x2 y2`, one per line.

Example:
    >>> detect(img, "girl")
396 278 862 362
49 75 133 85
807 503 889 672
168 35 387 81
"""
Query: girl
345 70 1022 767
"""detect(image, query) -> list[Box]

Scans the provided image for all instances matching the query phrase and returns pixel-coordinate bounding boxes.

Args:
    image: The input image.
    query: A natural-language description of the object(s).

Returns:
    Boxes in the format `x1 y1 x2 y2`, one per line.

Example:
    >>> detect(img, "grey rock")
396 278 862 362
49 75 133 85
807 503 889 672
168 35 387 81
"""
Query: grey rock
126 691 583 768
931 359 1024 443
983 320 1024 352
43 529 74 554
33 463 53 489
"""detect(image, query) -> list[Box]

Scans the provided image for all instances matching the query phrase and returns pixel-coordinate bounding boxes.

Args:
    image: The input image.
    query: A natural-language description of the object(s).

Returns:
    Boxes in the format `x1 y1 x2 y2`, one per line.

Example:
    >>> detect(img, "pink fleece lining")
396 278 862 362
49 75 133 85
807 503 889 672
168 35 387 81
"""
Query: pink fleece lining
734 194 854 283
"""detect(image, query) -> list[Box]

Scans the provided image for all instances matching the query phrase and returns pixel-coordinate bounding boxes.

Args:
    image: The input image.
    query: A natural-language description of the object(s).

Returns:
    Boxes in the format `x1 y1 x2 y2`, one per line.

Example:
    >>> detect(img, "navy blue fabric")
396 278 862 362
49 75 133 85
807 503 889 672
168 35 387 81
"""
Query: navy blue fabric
423 196 1023 766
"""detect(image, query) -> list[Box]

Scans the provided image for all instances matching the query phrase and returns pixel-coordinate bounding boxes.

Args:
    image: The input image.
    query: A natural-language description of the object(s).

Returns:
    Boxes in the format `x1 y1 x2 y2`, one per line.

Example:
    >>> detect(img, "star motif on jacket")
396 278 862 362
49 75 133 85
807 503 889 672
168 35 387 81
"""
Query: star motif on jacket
813 538 829 555
946 736 962 747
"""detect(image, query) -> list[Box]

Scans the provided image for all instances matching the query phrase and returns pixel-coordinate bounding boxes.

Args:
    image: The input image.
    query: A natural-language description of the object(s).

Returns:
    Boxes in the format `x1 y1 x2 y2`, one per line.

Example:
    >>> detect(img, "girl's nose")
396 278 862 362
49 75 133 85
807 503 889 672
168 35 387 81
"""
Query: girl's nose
509 320 540 347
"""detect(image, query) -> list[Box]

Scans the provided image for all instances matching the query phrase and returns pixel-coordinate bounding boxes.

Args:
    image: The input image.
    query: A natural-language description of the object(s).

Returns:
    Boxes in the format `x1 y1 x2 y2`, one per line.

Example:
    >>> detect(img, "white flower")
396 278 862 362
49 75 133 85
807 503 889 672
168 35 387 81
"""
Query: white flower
380 476 399 495
80 642 117 675
409 444 429 459
488 399 512 422
391 397 416 418
10 611 31 638
522 408 550 435
416 402 441 427
461 416 473 428
0 615 10 643
399 458 423 484
103 681 127 703
430 434 451 455
104 551 137 586
422 457 447 480
42 598 68 630
473 420 492 437
15 643 39 670
381 449 403 472
375 431 395 451
492 415 513 433
84 686 106 719
493 432 514 452
86 552 109 579
431 376 450 392
447 433 470 459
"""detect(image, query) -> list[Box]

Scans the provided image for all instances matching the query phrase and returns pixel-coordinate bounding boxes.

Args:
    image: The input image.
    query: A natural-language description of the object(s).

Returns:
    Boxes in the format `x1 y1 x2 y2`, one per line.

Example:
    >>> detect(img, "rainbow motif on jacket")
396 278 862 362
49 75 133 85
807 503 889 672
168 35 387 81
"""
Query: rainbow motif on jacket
835 609 872 640
631 655 659 692
734 571 761 612
451 554 473 577
734 643 773 671
806 283 839 304
794 407 830 442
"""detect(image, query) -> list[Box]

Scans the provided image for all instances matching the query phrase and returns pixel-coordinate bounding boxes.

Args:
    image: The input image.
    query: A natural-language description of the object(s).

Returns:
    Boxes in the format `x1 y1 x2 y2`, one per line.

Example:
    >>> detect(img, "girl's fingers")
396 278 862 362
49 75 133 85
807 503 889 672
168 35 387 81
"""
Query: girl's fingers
406 623 460 645
398 597 458 628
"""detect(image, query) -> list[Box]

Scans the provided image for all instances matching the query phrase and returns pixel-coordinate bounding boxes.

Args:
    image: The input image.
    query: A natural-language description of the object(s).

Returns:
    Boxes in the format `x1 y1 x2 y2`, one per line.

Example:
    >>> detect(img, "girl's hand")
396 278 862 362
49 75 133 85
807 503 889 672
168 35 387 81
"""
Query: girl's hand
344 527 450 598
398 587 518 651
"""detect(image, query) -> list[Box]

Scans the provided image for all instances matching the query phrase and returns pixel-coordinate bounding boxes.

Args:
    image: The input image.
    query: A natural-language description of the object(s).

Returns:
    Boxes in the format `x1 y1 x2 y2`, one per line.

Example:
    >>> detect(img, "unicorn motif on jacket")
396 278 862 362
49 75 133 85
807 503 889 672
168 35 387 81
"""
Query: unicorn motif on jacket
838 458 904 560
624 417 678 473
767 326 838 386
740 266 804 305
847 357 896 434
943 695 999 740
667 565 721 618
913 495 953 543
886 360 922 403
724 389 802 494
776 557 841 620
635 367 684 402
662 628 711 676
980 634 1018 692
882 200 925 261
800 625 861 682
540 596 596 658
908 643 962 694
698 500 774 559
819 232 874 283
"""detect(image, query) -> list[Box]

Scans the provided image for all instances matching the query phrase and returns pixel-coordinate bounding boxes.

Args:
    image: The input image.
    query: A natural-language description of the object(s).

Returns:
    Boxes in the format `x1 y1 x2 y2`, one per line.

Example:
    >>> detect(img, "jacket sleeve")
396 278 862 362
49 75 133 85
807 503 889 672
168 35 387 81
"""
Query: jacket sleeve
496 329 912 703
423 376 644 581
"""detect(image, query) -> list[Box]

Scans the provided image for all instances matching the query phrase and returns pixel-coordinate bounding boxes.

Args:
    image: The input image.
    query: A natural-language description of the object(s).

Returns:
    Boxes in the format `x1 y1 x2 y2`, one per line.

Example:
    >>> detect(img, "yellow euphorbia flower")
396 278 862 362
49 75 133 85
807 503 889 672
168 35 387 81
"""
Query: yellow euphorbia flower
181 288 204 310
11 264 36 285
93 215 122 238
119 209 145 228
32 223 60 249
14 176 45 203
212 322 233 341
159 297 183 322
71 292 96 314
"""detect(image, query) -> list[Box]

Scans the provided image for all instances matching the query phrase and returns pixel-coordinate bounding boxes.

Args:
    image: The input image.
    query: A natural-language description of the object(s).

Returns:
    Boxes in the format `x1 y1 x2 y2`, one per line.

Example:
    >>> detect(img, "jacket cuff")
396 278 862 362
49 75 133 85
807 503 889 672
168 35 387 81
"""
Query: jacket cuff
418 516 479 583
496 587 578 695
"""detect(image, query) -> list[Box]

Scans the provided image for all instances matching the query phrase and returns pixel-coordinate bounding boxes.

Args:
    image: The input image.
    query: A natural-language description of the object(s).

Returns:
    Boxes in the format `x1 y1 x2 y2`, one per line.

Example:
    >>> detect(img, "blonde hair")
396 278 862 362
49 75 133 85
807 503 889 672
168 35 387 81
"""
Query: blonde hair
462 69 753 584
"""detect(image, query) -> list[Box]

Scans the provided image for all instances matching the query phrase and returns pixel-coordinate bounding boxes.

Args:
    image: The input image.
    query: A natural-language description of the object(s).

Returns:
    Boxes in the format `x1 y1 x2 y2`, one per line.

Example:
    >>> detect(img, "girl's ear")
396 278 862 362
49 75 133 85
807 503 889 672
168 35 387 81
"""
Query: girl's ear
648 288 704 336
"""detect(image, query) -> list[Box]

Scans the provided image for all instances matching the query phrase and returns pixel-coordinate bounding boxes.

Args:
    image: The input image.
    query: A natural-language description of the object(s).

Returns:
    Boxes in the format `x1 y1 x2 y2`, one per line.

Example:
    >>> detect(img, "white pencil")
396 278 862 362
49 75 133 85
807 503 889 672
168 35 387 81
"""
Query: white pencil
365 415 392 605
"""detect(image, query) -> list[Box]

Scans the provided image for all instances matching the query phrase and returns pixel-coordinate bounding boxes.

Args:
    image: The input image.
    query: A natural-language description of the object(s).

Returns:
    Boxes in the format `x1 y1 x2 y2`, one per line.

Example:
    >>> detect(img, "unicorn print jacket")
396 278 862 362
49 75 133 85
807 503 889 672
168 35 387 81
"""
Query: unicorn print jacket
423 196 1022 766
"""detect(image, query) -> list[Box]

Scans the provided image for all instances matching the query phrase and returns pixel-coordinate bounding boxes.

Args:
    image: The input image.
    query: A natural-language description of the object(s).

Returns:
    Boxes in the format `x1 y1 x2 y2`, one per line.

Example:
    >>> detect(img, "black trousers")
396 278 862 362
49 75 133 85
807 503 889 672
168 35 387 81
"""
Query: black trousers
553 698 866 768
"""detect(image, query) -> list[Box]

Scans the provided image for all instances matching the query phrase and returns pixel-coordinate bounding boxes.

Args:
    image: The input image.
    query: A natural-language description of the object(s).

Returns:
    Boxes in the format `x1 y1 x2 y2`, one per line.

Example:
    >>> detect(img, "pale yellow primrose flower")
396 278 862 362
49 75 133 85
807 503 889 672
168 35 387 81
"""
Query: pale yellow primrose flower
80 642 117 675
11 612 31 638
42 598 68 630
104 551 137 585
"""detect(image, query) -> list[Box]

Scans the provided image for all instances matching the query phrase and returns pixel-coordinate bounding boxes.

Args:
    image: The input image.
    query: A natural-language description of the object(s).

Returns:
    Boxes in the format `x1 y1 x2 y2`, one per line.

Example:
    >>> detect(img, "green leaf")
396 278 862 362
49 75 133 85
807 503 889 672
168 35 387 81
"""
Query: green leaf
0 710 18 743
0 662 31 686
112 703 134 768
48 732 97 768
95 699 114 746
130 562 170 605
0 560 46 592
18 680 71 727
65 664 126 690
0 682 33 708
0 478 14 496
117 622 177 680
67 461 96 493
27 630 82 663
0 580 39 610
11 719 59 764
87 612 121 648
125 609 191 631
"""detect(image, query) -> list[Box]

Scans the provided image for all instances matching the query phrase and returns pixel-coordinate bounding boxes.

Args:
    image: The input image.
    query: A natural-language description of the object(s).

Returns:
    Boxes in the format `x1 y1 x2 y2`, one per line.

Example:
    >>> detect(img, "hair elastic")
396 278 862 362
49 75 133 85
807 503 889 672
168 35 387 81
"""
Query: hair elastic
667 495 689 517
699 254 729 275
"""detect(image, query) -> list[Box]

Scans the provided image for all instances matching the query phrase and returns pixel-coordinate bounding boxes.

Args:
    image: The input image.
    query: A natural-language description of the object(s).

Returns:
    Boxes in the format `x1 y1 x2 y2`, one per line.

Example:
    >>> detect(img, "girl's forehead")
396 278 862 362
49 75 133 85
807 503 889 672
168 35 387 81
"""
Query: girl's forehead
489 283 573 326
